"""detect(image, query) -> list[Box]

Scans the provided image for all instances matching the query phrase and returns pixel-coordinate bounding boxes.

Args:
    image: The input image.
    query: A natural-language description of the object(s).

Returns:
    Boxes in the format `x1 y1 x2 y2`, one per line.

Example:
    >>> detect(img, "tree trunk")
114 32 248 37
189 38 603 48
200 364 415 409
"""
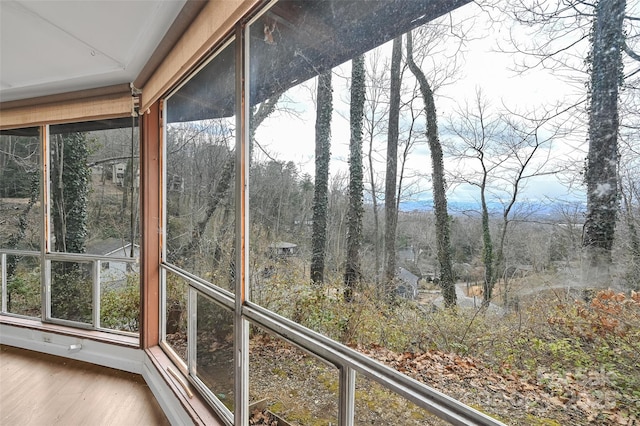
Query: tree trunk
50 132 90 321
582 0 626 283
621 183 640 289
174 96 280 263
311 71 333 285
480 169 494 304
383 36 402 296
367 105 380 287
51 133 89 254
406 31 456 308
249 95 280 163
344 55 366 301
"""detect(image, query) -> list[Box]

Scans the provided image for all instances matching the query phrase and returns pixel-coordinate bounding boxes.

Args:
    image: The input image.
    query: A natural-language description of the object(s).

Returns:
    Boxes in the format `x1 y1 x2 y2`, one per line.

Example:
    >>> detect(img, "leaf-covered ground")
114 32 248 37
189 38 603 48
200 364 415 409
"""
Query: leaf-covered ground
170 289 639 425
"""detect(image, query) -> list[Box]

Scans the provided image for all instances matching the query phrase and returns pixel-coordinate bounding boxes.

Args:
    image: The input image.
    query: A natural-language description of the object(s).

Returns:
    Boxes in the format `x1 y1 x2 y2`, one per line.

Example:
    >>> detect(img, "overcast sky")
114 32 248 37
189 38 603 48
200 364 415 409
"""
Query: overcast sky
251 1 631 207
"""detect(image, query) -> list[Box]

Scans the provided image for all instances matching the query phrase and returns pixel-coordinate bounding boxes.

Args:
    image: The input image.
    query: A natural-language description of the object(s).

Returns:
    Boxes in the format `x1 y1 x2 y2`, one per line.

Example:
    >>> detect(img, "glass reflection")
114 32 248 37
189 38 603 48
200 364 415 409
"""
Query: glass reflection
164 40 236 293
6 254 41 317
196 293 234 410
0 127 41 251
50 260 92 323
249 324 339 425
165 271 189 363
355 373 445 426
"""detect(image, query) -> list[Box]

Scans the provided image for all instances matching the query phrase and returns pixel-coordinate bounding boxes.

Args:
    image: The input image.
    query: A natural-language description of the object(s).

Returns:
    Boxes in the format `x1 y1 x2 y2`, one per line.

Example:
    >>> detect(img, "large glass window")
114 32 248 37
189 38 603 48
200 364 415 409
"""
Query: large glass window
161 0 640 423
0 127 42 318
49 120 139 257
45 120 140 329
164 40 236 292
0 127 41 251
1 119 140 335
162 38 237 419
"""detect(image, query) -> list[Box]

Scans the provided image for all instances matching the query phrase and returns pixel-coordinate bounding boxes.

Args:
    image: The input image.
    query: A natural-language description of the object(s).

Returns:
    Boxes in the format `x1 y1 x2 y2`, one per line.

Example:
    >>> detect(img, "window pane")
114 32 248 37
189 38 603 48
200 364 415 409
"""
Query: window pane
0 127 41 251
100 264 139 332
164 270 189 363
249 325 339 425
50 260 92 324
6 254 41 317
49 119 139 256
354 373 447 426
164 40 236 293
196 293 234 410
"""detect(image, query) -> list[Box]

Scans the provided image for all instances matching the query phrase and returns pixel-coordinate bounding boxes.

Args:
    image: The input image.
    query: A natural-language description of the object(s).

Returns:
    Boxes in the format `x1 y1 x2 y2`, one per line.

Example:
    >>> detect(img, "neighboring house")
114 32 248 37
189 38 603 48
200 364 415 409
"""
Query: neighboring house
86 238 139 288
397 267 419 300
397 247 417 264
167 174 184 192
112 163 126 186
268 241 297 258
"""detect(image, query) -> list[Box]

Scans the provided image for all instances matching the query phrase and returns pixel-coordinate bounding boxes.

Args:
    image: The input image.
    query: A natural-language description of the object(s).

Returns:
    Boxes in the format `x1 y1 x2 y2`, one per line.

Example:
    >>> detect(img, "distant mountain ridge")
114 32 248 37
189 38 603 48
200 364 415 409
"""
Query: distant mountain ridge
398 199 587 219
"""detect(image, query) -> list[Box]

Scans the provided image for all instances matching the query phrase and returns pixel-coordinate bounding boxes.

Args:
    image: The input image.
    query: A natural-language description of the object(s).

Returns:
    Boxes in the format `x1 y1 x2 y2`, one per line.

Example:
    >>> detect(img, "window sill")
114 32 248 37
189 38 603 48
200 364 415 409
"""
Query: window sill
0 315 139 348
145 345 226 426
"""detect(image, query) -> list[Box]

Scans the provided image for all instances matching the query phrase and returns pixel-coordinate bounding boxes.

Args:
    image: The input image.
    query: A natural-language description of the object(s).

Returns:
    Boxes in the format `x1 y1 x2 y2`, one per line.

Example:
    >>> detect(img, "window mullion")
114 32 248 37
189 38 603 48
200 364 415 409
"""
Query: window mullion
93 260 101 328
188 287 197 376
339 366 356 426
41 125 50 321
233 22 250 426
1 253 7 313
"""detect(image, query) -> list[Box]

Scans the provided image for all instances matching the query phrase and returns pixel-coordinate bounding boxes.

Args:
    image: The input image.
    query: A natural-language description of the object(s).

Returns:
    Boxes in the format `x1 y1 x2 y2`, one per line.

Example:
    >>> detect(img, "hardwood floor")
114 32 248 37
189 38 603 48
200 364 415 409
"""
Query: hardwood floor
0 345 170 426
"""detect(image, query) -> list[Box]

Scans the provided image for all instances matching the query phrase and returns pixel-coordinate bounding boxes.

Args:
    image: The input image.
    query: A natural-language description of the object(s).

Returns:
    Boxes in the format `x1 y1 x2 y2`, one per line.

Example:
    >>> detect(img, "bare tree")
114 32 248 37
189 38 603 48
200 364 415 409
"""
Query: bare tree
493 110 565 304
446 90 506 303
363 49 390 286
503 0 640 284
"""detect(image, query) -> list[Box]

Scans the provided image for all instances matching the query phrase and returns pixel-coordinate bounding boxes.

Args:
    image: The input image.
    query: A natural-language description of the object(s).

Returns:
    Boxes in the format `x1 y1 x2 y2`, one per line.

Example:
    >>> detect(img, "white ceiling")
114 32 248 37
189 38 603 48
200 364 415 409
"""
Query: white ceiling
0 0 186 103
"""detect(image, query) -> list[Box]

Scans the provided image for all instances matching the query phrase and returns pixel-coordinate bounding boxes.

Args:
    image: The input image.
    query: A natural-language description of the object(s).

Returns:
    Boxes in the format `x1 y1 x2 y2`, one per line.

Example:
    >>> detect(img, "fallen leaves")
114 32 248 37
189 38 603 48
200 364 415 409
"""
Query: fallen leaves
249 408 279 426
352 342 638 425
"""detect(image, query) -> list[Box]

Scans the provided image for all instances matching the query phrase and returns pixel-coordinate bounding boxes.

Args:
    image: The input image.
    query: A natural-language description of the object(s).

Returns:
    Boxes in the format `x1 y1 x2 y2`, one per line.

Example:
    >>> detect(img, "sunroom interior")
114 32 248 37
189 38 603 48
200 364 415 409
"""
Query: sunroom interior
1 0 502 425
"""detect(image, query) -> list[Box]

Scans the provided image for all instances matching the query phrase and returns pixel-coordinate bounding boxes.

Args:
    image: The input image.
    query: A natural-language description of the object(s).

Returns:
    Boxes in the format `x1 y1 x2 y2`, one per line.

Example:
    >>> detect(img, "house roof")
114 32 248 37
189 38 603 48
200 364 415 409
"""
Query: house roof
86 238 136 257
398 267 419 286
269 242 297 249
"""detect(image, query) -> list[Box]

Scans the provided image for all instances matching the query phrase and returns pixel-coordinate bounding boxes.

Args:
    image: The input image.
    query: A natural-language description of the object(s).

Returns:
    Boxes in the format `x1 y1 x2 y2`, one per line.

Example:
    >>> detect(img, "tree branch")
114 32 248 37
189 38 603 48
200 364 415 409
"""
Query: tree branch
624 41 640 63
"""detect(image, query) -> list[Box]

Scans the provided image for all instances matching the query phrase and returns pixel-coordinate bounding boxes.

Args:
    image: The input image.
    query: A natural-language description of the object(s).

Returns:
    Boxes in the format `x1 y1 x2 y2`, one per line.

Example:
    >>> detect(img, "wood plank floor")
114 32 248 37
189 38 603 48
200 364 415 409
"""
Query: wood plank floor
0 345 170 426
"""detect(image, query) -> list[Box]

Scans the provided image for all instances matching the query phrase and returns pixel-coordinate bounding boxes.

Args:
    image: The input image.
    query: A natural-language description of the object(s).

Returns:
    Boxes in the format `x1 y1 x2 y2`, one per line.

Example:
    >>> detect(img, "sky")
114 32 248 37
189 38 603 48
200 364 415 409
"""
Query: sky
250 0 622 207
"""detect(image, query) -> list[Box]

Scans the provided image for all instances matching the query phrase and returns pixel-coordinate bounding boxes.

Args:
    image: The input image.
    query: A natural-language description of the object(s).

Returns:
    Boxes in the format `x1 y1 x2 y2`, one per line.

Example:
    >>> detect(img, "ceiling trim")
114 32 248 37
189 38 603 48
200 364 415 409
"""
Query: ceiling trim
0 84 130 111
133 0 208 90
0 91 133 130
140 0 262 112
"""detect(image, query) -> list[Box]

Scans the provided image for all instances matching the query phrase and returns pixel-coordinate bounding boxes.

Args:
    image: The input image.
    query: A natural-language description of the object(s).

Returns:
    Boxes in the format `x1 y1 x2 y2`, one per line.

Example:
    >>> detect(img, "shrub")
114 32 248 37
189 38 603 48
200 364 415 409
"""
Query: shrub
101 274 140 332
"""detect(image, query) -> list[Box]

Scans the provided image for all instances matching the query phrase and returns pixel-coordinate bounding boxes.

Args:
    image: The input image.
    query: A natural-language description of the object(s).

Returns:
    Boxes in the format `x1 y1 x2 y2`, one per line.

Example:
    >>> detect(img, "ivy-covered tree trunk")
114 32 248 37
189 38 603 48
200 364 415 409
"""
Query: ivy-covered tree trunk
480 166 494 305
405 32 456 308
311 71 333 285
344 55 366 301
50 132 91 322
582 0 626 282
51 133 89 254
383 36 402 296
